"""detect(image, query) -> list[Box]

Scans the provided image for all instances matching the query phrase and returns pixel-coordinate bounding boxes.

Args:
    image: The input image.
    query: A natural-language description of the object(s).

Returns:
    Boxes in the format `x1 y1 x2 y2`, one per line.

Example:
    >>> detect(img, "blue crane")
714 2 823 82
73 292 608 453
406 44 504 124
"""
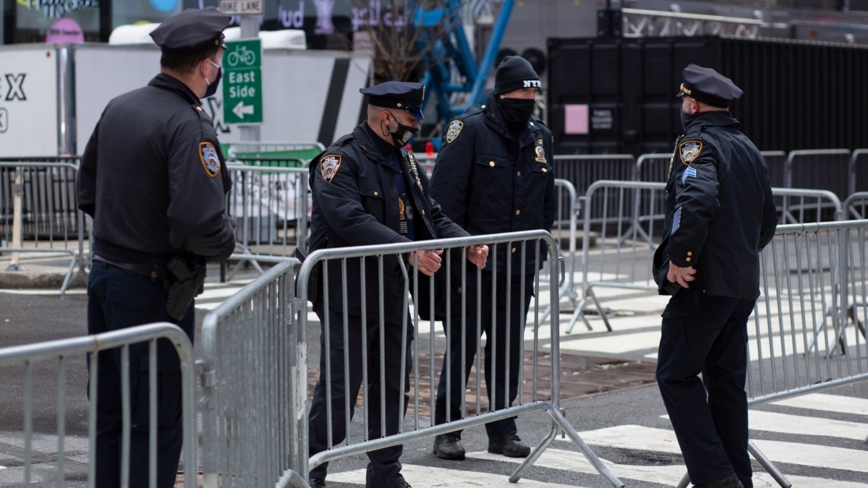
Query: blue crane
414 0 515 124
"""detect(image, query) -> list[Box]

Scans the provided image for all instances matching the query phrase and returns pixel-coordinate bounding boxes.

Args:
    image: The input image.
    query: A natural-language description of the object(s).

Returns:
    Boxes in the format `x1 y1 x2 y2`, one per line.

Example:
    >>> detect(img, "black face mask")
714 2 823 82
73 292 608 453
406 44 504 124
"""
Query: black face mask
681 108 698 131
497 97 535 131
385 113 419 148
204 66 222 99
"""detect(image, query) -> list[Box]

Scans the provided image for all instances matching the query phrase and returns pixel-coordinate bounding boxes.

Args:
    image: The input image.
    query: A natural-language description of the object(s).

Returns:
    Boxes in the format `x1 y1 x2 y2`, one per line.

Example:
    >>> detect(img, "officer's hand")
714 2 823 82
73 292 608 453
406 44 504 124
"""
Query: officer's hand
408 249 443 277
667 262 697 288
466 244 489 269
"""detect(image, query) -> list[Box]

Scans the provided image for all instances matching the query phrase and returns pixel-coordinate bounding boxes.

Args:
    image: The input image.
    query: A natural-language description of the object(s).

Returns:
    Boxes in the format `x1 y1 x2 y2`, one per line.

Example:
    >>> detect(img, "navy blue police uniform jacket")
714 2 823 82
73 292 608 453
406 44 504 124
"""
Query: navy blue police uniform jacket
77 73 236 265
429 93 556 277
308 122 469 324
653 111 777 299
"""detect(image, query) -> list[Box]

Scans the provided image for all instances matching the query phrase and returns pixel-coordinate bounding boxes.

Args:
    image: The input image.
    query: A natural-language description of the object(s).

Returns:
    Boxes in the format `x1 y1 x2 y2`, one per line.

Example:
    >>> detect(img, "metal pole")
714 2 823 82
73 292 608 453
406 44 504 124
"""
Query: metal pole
239 16 261 142
7 168 24 271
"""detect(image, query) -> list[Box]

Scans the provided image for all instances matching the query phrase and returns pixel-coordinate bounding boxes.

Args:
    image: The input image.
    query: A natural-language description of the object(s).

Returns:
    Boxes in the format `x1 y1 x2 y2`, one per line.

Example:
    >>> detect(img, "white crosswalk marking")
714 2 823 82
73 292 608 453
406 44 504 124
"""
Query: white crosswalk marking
771 393 868 416
663 411 868 441
328 465 580 487
563 424 868 473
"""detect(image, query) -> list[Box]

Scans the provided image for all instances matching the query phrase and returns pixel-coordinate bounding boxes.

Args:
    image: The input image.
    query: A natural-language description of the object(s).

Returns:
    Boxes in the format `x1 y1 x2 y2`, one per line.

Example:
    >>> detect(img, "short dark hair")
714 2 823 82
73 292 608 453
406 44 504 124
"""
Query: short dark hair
160 46 221 73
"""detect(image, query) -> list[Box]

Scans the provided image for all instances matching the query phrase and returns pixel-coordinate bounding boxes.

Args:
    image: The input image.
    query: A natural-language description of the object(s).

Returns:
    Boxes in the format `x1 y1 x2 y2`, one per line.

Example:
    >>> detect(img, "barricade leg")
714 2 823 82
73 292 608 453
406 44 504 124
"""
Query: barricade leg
748 441 792 488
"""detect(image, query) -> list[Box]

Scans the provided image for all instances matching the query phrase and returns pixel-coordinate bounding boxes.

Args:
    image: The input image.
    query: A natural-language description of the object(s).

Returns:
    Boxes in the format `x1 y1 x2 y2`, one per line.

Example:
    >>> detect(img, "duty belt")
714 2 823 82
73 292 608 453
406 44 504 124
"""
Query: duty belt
93 255 170 281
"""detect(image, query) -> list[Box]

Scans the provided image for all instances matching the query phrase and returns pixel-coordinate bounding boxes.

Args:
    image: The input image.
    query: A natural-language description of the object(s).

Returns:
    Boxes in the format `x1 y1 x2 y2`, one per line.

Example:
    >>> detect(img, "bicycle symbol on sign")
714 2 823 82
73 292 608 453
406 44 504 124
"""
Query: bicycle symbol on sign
227 46 257 67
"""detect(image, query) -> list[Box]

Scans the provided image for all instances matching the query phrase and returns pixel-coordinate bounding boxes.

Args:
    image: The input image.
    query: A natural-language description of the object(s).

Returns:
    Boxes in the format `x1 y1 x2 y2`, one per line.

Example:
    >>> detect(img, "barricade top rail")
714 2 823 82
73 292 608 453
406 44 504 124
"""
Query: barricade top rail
226 161 309 173
774 218 868 234
787 148 851 162
202 260 296 327
296 230 559 300
554 154 635 161
0 161 79 170
0 322 192 366
760 150 787 157
227 140 325 150
585 179 666 195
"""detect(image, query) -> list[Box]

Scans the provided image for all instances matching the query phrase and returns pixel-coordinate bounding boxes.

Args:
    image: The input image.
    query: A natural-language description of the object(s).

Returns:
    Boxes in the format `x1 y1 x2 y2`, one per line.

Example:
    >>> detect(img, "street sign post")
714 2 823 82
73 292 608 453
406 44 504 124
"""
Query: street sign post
219 1 263 15
222 39 263 125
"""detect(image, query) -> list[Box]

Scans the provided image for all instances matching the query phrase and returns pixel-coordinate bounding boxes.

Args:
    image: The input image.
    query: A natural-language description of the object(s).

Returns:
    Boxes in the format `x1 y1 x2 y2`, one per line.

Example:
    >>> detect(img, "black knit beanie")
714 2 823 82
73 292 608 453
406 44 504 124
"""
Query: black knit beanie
494 56 541 95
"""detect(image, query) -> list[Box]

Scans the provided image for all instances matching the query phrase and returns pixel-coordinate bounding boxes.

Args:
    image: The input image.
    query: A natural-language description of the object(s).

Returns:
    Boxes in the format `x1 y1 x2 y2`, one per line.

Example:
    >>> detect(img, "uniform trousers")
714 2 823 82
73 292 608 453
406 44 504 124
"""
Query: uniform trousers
308 301 413 488
656 289 755 488
433 272 534 439
87 260 193 488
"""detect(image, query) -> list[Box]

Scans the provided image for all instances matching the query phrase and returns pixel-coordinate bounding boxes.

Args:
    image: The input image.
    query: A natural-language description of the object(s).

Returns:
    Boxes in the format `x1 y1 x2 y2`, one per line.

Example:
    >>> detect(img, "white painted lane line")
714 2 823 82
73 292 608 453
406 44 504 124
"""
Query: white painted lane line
772 393 868 417
569 425 868 473
328 464 581 487
468 448 868 488
661 411 868 441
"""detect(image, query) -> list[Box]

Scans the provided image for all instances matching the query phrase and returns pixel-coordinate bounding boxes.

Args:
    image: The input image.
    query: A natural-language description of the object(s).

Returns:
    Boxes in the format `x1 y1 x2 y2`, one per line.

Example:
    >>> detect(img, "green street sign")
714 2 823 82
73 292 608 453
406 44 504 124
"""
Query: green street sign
222 39 263 125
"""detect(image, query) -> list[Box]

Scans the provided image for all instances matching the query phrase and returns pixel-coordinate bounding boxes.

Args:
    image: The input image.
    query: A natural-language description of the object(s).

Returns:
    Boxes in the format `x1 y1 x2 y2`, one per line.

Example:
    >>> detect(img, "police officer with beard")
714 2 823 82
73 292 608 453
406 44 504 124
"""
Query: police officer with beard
76 8 236 488
653 65 777 488
428 56 556 461
305 81 488 488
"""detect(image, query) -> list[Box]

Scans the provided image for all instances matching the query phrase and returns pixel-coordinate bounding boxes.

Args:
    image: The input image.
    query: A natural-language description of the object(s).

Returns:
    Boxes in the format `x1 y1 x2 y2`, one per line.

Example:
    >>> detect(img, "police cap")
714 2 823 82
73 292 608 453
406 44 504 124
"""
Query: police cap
676 64 743 109
150 7 231 55
360 81 425 119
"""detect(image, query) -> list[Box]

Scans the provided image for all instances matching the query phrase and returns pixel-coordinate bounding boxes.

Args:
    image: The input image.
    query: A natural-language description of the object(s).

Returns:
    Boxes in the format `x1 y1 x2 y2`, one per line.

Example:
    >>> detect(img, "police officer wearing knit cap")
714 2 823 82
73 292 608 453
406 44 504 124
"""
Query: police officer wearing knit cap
653 64 777 488
428 55 555 461
304 81 485 488
77 7 236 488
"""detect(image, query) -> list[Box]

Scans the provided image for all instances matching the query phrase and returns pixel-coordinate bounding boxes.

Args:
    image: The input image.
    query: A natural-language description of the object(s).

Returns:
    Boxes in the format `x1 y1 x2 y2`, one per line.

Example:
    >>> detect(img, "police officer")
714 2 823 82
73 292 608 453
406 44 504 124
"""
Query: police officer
428 56 556 460
76 8 236 488
653 65 777 488
306 82 488 488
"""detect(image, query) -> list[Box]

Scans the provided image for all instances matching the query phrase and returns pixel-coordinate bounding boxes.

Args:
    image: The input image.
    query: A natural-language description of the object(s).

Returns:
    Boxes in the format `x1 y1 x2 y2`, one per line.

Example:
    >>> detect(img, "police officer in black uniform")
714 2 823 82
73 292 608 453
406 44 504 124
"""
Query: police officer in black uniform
306 82 488 488
76 8 236 488
428 56 556 460
653 65 777 488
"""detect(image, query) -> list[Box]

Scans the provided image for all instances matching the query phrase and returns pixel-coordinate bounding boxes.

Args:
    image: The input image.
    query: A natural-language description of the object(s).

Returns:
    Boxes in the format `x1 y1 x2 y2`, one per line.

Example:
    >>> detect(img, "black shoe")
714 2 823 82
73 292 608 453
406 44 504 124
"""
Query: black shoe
488 434 531 458
309 477 326 488
694 474 745 488
392 483 412 488
433 433 466 460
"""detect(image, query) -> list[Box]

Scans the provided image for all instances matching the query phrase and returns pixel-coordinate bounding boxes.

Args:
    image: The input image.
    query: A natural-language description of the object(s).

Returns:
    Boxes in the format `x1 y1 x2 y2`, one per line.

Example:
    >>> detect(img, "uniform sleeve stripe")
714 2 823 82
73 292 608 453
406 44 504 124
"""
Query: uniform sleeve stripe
672 207 682 234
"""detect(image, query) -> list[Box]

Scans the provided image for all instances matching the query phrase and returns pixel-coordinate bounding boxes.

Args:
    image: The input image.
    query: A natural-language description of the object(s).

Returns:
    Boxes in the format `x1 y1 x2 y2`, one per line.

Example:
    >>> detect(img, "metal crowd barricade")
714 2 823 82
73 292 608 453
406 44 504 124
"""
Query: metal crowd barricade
294 230 624 487
225 162 309 278
844 192 868 220
567 180 848 333
0 161 87 293
553 154 635 195
0 322 197 488
761 151 788 189
785 149 852 201
199 260 308 488
224 141 325 163
542 179 580 322
851 149 868 197
675 220 868 488
635 153 672 183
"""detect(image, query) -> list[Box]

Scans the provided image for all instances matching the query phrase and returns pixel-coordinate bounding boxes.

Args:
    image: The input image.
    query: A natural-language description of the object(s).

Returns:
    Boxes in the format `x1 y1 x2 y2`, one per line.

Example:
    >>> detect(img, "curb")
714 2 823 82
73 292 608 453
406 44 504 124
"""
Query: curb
0 272 88 290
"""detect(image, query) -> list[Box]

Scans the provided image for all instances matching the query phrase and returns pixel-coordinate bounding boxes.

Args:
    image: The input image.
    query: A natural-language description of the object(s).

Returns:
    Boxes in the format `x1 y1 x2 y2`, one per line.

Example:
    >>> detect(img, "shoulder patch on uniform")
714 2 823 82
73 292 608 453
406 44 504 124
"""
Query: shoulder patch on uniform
198 142 220 177
679 140 703 166
320 154 342 183
446 120 464 143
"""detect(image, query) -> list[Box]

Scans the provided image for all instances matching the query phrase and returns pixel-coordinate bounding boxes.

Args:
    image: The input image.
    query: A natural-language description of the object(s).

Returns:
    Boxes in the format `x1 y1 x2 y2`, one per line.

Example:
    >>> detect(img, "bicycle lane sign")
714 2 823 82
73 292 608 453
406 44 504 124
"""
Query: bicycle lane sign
222 39 263 125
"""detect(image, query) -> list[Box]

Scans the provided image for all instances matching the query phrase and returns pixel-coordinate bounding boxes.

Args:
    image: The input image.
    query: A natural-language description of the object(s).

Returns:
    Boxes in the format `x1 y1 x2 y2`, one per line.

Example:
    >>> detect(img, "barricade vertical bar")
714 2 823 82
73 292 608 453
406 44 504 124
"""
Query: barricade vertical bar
413 263 420 430
57 356 67 487
398 257 410 434
461 247 467 420
88 352 98 488
505 240 512 416
121 345 131 488
519 241 526 406
491 244 498 415
23 361 33 485
148 340 157 488
342 259 351 446
445 249 452 423
533 240 540 402
361 259 369 439
324 261 333 449
379 255 386 438
476 265 482 416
